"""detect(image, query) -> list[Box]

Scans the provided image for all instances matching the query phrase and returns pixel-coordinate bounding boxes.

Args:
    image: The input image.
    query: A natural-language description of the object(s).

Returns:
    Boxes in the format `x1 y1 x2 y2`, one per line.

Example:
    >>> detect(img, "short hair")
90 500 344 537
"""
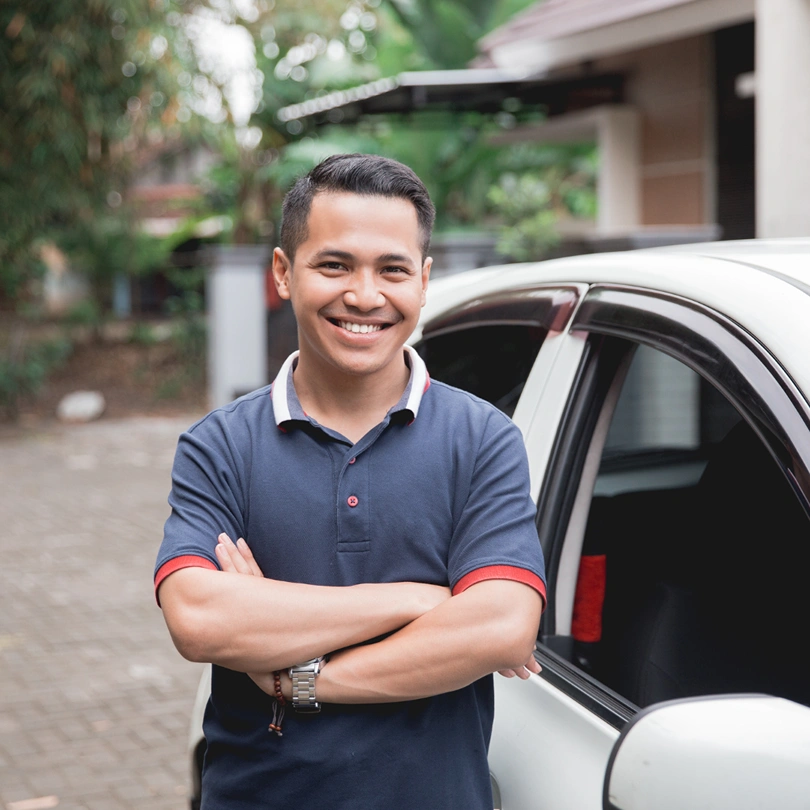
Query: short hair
280 153 435 261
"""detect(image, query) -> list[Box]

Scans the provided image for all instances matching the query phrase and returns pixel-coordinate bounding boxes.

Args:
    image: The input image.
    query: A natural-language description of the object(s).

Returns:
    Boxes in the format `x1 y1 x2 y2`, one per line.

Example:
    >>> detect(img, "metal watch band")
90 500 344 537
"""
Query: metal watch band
289 657 324 713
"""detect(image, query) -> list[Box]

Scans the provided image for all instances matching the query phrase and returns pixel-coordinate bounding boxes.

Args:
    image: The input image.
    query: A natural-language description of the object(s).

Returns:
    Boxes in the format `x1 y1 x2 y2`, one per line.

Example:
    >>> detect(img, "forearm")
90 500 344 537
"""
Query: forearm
315 580 543 703
159 567 445 672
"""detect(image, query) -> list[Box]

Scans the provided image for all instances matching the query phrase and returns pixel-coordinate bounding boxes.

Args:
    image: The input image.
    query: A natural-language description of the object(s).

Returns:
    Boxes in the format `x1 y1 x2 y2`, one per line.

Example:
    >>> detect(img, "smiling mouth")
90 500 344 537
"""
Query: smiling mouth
330 319 389 334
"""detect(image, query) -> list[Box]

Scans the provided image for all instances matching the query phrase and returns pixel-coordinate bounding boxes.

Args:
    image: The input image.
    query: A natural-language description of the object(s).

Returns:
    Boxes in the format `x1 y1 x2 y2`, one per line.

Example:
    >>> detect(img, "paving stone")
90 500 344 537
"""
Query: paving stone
0 416 204 810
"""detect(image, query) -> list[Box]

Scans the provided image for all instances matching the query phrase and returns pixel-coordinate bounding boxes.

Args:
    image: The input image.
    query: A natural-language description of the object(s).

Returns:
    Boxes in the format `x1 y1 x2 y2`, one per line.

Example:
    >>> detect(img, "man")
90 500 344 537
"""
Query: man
155 154 546 809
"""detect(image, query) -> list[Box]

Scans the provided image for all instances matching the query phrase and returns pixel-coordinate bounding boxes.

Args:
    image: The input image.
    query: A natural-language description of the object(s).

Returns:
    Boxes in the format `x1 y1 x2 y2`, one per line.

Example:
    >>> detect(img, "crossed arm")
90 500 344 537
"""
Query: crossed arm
159 533 543 704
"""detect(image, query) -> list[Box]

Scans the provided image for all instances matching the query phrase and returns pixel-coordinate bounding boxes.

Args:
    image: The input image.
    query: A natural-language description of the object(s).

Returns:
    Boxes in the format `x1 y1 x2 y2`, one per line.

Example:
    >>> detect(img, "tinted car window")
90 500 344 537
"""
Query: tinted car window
416 325 546 417
572 343 810 709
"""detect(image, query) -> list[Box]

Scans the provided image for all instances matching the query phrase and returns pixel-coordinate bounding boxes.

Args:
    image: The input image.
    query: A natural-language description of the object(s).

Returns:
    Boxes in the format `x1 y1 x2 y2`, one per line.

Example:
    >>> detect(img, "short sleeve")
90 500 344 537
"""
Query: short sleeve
154 413 248 591
447 413 546 602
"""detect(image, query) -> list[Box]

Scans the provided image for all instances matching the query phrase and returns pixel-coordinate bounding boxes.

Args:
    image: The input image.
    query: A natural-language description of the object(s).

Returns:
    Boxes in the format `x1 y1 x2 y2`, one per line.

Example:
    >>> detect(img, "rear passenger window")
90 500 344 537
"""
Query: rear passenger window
574 343 810 709
416 325 546 417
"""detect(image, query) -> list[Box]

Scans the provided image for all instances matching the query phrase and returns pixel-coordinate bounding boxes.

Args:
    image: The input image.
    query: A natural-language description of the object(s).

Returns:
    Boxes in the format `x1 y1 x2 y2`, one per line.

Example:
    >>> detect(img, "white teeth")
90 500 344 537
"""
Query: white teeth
338 321 382 334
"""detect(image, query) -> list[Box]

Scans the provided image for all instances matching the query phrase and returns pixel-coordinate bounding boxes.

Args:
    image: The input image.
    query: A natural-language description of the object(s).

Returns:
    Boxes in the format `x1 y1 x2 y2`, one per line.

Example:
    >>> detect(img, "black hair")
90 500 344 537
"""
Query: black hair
280 153 435 261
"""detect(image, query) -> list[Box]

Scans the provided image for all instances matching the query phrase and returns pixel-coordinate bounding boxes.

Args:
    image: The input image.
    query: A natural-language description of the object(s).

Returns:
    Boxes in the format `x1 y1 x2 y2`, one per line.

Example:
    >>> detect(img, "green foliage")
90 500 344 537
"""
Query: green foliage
0 332 73 419
57 212 175 287
487 143 598 261
63 299 104 330
0 1 201 304
487 175 560 261
2 0 597 315
164 266 206 378
222 0 557 243
128 320 160 346
383 0 536 69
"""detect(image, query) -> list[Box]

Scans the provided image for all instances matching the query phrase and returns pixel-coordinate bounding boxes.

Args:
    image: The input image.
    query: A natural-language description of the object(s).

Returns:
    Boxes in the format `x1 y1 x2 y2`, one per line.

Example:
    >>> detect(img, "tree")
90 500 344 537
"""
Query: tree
383 0 534 69
229 0 547 235
0 1 205 306
199 0 399 243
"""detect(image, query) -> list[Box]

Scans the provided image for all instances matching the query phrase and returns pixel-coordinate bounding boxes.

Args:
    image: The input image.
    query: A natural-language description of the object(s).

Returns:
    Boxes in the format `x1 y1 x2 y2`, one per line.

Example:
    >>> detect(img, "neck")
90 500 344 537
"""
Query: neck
292 349 411 442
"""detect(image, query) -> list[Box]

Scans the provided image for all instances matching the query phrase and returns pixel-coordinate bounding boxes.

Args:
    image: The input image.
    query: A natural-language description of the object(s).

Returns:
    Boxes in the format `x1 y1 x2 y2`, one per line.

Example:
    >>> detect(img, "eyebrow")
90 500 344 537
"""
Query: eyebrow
311 249 415 267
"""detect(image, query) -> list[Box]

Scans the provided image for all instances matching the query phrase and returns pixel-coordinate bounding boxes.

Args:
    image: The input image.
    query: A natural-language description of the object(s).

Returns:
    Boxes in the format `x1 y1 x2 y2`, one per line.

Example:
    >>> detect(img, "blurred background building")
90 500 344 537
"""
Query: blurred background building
280 0 808 249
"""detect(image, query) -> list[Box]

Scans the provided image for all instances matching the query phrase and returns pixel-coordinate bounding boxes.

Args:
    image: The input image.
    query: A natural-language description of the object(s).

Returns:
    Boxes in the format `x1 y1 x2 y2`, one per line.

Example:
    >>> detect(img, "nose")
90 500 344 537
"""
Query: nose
344 269 385 311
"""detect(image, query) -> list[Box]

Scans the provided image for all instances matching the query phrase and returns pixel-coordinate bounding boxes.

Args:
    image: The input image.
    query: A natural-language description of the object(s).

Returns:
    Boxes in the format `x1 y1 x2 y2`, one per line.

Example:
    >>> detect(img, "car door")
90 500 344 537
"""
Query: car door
488 283 810 809
415 283 605 809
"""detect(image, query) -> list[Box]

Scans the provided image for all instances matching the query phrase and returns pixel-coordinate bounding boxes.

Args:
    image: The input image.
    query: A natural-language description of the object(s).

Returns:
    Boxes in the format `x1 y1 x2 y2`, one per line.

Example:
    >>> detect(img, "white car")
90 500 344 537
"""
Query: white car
189 239 810 809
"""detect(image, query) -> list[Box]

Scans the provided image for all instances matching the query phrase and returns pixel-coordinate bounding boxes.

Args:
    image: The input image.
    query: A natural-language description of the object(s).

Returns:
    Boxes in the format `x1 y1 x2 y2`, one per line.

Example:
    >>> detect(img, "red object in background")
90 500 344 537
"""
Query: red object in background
571 554 607 642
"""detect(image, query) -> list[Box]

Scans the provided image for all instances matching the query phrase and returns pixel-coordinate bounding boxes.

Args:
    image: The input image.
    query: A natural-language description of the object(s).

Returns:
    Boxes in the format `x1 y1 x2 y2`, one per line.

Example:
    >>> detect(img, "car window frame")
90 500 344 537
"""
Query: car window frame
534 283 810 726
415 284 582 429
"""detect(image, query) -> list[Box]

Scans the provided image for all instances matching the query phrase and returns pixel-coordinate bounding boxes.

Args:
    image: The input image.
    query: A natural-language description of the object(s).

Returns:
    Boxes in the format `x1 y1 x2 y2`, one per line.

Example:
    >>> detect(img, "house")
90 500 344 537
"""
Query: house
279 0 810 246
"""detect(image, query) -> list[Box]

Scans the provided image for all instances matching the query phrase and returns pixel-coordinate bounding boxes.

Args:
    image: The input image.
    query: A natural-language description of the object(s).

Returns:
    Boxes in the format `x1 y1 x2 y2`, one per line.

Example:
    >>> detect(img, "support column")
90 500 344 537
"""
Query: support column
597 106 640 235
756 0 810 236
206 245 269 409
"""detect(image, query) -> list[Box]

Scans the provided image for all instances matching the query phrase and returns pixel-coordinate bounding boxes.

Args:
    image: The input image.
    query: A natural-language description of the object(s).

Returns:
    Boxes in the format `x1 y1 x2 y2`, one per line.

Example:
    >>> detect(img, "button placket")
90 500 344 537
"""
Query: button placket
336 448 370 552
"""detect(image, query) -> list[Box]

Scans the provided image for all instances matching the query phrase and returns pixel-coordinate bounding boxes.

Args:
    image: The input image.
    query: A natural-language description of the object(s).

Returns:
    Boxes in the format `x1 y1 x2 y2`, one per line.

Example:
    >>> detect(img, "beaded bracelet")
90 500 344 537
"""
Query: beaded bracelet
273 670 286 705
268 670 286 736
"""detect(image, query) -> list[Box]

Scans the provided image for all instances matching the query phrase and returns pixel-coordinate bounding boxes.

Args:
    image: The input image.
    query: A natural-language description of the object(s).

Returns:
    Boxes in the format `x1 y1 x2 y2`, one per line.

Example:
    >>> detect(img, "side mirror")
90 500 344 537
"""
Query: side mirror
604 695 810 810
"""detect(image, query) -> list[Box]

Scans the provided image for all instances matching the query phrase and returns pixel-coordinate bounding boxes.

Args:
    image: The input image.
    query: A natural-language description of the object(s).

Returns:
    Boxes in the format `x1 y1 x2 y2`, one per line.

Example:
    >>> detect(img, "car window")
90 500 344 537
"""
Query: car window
416 324 546 417
566 341 810 710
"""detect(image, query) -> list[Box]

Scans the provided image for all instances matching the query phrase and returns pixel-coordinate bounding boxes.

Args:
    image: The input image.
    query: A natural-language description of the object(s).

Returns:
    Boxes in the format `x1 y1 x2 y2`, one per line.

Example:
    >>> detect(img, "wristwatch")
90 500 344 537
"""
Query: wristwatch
288 656 326 713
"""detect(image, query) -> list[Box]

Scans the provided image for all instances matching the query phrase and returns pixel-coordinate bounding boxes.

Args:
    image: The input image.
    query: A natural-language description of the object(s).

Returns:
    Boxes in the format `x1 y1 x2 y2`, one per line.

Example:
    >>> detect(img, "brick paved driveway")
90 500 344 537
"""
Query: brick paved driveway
0 416 206 810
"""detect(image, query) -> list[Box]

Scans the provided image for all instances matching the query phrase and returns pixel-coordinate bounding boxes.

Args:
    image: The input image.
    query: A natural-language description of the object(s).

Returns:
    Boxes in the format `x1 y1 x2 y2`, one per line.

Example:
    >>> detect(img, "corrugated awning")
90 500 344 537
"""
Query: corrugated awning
277 68 624 124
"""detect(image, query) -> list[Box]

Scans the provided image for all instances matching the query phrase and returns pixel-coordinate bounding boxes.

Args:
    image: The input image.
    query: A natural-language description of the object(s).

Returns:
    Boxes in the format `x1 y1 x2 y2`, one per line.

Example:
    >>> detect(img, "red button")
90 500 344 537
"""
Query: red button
348 457 356 464
347 496 359 507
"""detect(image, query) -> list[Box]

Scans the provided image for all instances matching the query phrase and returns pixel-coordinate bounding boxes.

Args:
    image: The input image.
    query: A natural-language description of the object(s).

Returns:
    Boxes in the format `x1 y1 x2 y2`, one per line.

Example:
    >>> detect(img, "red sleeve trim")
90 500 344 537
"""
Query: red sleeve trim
154 555 218 606
453 565 547 606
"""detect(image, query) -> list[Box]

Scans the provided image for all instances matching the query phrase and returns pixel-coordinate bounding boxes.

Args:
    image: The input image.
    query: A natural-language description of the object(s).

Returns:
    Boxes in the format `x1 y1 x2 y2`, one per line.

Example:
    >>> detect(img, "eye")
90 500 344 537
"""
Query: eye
382 265 409 275
320 261 346 271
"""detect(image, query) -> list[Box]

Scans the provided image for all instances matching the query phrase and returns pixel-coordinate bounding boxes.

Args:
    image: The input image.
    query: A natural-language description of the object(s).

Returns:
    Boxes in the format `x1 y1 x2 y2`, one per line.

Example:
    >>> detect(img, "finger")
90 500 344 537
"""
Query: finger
236 537 265 577
524 656 542 675
216 534 245 573
218 532 253 575
215 540 237 573
497 669 516 678
216 534 252 575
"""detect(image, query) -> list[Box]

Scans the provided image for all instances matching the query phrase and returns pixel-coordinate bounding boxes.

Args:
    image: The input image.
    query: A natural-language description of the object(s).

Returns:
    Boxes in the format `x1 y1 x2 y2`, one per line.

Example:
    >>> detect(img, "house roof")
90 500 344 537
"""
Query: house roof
481 0 698 51
477 0 754 71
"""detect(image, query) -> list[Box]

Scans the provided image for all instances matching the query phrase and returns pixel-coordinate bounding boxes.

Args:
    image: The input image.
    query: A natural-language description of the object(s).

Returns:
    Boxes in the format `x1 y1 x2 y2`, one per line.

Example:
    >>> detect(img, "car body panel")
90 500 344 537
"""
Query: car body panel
490 674 619 810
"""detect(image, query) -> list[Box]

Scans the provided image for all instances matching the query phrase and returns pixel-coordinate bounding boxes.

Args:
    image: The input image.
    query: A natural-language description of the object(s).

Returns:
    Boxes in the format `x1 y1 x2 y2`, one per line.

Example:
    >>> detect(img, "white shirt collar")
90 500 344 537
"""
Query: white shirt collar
270 346 430 427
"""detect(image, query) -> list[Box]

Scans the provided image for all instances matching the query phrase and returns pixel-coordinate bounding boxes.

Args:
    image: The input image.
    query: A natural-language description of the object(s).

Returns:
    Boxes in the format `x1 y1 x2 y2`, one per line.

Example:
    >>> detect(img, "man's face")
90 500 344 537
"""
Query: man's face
273 192 431 382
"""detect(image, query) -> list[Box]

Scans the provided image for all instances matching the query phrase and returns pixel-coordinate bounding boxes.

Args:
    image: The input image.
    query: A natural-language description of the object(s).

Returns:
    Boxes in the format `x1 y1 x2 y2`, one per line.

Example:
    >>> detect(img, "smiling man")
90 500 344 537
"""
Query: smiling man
155 154 546 809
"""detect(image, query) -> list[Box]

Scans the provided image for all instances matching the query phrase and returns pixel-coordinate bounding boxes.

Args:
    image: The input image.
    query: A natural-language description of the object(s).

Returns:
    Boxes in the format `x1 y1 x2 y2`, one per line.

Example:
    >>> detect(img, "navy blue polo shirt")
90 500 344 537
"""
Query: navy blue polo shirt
155 347 546 810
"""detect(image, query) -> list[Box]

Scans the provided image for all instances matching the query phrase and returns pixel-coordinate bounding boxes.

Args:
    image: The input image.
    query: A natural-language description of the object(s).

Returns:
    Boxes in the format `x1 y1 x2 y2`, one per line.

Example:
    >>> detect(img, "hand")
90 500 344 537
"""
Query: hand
215 532 264 577
497 654 542 680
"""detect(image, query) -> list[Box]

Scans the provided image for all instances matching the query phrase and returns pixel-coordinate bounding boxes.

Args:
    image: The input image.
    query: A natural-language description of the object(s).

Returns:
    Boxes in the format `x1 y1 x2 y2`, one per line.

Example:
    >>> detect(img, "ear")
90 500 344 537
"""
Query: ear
420 257 432 307
272 247 292 300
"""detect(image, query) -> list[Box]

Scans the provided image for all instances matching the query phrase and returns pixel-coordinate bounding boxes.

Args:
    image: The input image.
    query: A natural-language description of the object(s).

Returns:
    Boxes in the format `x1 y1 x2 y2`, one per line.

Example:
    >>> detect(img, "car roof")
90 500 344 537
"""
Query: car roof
419 238 810 396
